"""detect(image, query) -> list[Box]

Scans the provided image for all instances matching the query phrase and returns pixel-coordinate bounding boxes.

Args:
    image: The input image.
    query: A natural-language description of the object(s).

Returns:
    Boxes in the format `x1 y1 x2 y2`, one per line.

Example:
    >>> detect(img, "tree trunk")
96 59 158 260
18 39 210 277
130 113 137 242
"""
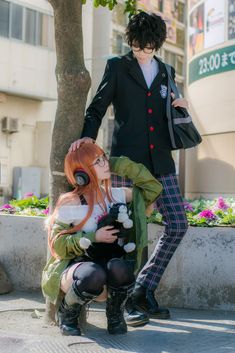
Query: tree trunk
49 0 91 208
46 0 91 323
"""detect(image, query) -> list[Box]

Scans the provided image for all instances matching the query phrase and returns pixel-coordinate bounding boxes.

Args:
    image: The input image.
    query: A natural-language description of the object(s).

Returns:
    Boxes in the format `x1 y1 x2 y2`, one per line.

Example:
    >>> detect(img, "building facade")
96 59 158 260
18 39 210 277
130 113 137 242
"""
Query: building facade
186 0 235 198
0 0 57 203
0 0 96 202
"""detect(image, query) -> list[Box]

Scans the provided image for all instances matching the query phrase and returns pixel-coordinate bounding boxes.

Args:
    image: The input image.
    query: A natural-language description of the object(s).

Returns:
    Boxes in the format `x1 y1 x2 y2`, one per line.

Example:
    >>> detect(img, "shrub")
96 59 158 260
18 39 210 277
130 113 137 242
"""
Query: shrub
148 197 235 227
0 195 49 217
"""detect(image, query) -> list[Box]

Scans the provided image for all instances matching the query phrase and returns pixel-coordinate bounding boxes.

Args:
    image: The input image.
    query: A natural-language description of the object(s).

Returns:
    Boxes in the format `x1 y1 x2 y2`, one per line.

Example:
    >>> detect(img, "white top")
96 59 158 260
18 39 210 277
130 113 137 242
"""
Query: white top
56 188 126 233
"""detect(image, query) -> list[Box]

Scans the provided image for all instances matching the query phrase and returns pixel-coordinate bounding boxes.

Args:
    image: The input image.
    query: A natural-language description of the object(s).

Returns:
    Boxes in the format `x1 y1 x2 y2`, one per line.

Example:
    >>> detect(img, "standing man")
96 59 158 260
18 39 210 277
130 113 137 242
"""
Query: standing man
70 12 188 325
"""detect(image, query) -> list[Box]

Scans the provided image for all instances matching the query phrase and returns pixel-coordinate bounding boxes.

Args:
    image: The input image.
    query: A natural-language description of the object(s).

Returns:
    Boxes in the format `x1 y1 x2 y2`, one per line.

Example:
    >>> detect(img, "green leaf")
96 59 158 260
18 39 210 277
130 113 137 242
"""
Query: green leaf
93 0 100 7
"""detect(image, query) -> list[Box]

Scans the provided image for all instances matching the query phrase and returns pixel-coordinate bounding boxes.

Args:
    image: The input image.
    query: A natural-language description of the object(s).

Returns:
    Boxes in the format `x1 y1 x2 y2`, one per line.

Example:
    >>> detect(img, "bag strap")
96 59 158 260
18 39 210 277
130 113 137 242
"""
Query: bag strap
165 64 180 99
79 194 87 205
163 63 177 149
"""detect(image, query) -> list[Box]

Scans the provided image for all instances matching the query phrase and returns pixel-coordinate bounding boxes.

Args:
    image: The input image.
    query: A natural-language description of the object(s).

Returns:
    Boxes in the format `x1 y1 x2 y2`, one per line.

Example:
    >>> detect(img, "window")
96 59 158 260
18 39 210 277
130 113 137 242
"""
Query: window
0 0 9 38
25 8 36 45
176 28 185 49
164 50 176 68
114 33 123 54
11 3 23 40
164 50 184 77
0 2 54 50
48 16 55 50
177 2 185 23
176 55 184 76
37 13 49 47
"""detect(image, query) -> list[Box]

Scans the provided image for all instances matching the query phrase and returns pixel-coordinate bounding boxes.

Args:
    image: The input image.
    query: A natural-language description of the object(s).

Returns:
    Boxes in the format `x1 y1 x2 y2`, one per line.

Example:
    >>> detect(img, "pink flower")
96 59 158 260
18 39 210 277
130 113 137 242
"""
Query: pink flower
198 209 216 220
42 207 50 215
0 204 15 213
24 192 34 199
216 197 229 211
184 201 194 212
0 204 14 210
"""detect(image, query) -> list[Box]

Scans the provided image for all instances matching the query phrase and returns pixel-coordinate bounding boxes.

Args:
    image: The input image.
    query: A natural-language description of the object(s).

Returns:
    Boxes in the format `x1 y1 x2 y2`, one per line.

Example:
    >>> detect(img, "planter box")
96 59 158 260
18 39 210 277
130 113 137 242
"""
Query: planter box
1 214 235 310
148 224 235 311
0 214 47 290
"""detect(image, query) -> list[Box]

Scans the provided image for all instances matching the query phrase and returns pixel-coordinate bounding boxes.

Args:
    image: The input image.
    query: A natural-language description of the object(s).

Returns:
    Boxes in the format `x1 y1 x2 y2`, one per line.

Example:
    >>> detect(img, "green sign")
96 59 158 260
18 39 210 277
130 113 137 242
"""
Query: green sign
189 44 235 84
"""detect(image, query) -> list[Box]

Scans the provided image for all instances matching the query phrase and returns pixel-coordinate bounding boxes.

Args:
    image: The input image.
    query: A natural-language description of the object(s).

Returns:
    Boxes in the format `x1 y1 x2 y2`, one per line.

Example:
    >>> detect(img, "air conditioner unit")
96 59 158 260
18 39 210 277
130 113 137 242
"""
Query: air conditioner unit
1 117 19 133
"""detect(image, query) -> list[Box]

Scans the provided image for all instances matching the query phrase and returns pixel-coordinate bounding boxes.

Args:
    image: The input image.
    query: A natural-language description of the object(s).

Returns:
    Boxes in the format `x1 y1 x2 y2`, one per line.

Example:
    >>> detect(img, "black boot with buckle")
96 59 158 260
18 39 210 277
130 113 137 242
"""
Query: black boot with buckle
106 284 133 334
130 283 170 319
57 284 96 336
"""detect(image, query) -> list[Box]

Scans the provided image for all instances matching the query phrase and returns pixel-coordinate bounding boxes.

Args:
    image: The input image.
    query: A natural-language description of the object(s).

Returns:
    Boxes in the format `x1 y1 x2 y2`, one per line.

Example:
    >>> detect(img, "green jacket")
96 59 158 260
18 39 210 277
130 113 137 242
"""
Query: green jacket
41 156 162 304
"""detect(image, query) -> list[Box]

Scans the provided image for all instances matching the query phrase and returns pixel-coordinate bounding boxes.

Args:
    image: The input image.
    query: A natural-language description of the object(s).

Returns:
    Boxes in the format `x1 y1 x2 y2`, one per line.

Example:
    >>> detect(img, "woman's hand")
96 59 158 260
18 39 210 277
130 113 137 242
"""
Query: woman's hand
69 137 95 152
95 226 119 243
171 93 189 109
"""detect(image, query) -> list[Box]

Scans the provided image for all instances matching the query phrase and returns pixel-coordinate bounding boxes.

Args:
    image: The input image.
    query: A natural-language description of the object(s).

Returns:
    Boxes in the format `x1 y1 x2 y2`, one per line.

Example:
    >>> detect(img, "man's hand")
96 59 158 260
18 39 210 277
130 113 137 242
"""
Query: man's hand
95 226 119 243
146 202 154 217
171 93 189 109
69 137 95 152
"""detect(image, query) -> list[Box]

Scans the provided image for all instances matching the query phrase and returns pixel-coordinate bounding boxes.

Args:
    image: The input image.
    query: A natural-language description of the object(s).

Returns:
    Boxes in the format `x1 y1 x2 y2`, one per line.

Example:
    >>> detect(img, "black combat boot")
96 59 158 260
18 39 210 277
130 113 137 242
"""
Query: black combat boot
125 297 149 327
57 284 96 336
130 283 170 319
106 285 133 334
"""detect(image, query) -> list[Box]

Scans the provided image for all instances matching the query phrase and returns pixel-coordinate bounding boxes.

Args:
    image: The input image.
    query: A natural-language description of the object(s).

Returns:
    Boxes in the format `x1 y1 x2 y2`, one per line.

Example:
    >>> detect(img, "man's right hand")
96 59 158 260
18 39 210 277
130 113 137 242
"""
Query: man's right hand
95 226 119 243
69 137 95 152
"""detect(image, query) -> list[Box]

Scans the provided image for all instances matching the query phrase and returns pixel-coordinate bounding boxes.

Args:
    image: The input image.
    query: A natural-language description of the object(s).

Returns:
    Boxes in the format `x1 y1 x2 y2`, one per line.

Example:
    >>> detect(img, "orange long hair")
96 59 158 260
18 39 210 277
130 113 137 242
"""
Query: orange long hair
48 143 113 257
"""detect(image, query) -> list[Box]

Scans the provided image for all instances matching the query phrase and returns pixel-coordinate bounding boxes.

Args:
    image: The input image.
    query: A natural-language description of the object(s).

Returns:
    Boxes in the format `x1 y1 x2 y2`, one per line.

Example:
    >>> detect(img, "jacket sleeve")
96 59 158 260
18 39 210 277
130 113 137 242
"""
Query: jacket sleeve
50 222 96 260
81 59 117 139
109 156 163 206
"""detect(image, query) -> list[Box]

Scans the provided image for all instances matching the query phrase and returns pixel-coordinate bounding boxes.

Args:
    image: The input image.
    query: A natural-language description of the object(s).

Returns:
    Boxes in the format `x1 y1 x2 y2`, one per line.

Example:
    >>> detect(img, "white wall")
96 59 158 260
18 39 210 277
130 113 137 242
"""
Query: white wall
0 38 57 100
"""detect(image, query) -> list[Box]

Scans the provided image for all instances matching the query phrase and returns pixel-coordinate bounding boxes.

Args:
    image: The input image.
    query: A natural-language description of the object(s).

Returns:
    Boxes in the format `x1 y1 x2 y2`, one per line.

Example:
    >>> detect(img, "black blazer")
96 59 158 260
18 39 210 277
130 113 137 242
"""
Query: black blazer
82 51 176 175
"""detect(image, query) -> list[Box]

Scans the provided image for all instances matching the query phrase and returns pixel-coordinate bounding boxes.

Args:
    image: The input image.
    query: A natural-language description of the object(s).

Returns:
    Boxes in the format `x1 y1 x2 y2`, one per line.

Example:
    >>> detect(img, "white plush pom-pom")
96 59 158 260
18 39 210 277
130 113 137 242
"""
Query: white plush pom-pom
79 237 91 249
124 242 136 253
119 205 127 213
117 212 129 223
123 219 133 229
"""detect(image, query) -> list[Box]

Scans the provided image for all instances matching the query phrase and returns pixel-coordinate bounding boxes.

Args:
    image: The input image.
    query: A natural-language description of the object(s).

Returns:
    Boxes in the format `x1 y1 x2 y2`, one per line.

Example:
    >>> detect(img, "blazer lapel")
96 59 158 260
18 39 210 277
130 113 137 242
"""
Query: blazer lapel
150 57 167 91
122 52 167 91
123 51 148 91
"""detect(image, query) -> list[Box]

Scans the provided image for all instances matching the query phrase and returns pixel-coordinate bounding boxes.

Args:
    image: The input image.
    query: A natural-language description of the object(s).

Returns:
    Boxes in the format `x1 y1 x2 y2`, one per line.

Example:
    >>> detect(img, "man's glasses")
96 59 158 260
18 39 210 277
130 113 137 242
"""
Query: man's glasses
132 46 155 54
90 154 109 167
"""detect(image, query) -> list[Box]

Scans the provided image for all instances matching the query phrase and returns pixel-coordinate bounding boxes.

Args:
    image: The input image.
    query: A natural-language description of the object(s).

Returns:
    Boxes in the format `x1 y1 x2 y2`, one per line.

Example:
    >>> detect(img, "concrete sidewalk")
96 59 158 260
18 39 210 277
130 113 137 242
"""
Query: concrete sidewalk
0 291 235 353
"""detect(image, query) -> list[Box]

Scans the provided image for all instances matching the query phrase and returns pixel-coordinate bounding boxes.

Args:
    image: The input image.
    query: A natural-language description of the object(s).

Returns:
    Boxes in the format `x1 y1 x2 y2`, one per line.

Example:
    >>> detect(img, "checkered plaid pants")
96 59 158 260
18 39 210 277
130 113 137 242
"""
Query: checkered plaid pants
111 173 188 291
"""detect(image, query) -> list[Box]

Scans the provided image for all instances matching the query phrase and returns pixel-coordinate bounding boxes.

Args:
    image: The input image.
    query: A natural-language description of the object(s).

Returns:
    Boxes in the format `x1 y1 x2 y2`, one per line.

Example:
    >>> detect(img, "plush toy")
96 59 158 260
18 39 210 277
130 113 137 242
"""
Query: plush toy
98 203 135 253
56 202 136 257
79 203 136 254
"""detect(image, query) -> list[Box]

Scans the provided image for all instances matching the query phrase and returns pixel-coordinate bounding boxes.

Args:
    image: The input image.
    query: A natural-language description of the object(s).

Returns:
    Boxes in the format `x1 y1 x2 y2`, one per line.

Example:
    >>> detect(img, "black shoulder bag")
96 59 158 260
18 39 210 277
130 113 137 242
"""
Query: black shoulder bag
165 64 202 150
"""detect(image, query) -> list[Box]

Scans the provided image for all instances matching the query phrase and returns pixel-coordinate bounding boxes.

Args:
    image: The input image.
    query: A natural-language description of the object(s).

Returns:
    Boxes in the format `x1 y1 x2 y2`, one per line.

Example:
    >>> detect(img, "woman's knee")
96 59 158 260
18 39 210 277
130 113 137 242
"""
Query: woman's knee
73 262 107 294
106 258 135 287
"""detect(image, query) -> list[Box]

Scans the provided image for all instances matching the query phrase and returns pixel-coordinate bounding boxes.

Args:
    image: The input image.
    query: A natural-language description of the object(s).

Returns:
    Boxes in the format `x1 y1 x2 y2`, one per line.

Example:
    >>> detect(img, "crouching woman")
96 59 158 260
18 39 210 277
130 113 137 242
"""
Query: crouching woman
42 142 162 336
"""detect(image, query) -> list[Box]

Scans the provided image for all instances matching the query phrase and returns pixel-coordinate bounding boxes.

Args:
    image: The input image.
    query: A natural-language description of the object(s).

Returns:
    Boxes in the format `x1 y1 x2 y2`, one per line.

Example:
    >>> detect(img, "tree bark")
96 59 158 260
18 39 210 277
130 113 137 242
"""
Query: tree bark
49 0 91 209
46 0 91 323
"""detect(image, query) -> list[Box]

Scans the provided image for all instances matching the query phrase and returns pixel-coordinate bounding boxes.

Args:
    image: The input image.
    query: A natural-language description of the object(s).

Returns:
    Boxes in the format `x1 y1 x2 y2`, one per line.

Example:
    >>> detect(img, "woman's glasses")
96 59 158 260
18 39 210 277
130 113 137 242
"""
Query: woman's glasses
90 153 109 167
